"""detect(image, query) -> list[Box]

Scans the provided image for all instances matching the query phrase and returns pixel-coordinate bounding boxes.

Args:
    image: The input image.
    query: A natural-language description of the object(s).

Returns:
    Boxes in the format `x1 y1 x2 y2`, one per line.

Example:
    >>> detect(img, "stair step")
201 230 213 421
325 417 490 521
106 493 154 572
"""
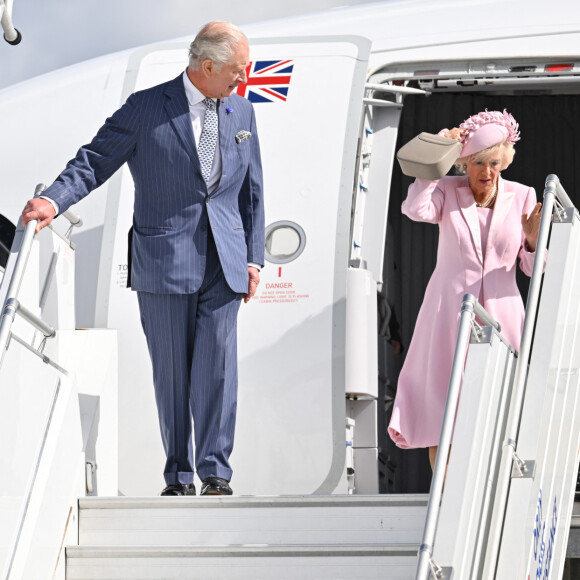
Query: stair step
78 494 428 547
66 544 419 580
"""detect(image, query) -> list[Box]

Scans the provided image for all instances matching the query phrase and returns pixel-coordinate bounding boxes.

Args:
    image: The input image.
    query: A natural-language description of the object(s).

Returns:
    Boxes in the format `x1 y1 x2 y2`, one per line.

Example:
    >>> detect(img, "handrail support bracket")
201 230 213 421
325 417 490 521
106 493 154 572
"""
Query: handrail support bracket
511 452 536 479
428 558 454 579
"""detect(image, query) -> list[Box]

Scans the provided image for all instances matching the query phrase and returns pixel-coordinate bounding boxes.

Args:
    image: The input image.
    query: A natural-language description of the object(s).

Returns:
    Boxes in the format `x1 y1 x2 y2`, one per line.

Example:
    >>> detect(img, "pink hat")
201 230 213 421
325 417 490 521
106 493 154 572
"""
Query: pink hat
459 109 520 158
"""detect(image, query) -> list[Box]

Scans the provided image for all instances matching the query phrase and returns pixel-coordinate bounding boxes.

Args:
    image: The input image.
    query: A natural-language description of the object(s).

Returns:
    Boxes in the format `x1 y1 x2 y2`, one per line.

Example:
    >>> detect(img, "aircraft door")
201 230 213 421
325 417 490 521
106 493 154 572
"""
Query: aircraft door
234 36 372 494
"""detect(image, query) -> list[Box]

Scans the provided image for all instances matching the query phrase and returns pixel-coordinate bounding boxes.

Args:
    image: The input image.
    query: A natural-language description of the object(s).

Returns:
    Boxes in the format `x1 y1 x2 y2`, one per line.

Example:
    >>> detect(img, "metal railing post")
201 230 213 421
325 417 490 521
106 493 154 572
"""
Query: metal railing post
0 218 38 367
3 219 37 303
416 294 501 579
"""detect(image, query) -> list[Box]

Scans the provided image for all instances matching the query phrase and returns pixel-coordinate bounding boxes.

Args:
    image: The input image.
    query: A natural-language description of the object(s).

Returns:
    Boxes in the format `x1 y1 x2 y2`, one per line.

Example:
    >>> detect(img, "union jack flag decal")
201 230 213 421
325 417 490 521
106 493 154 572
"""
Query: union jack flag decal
236 60 294 103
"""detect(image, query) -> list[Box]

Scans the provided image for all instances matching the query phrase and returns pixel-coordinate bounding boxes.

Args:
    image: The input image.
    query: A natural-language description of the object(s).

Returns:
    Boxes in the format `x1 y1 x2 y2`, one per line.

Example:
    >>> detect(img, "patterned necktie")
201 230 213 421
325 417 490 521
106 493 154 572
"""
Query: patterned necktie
198 97 218 183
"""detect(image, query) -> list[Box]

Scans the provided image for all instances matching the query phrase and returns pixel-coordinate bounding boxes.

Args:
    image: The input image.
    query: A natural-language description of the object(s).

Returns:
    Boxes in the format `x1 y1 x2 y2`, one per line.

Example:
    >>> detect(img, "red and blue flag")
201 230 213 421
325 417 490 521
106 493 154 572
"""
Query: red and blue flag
236 60 294 103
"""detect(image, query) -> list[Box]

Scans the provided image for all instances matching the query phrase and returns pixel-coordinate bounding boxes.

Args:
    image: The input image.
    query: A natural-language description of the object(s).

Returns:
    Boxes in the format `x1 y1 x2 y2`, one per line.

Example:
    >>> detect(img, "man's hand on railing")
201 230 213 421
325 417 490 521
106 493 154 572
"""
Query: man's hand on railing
21 198 56 233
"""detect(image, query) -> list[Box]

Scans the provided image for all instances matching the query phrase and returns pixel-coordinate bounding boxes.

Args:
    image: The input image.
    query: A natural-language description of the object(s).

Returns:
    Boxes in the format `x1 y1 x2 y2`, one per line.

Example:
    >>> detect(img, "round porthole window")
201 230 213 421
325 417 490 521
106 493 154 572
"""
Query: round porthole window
264 221 306 264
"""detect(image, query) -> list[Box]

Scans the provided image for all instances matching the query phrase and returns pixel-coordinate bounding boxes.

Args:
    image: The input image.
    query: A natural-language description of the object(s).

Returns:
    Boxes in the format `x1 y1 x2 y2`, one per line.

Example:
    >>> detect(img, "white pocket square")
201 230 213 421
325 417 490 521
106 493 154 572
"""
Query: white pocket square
235 130 252 144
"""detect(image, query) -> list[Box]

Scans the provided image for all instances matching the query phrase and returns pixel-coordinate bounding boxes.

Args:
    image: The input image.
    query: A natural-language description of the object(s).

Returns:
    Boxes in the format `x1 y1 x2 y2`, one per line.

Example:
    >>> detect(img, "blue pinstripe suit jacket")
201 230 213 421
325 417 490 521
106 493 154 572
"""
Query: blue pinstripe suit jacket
43 73 265 294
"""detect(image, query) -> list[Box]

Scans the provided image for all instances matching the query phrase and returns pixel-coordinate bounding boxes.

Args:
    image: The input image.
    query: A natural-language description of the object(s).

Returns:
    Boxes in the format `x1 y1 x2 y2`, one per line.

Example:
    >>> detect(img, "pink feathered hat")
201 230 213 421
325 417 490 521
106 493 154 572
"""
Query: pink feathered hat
459 109 520 158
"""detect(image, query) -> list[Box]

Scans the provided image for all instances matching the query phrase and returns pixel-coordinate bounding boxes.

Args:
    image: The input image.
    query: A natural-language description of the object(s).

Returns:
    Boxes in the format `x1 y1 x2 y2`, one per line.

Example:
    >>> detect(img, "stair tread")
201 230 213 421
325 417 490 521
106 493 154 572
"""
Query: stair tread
79 494 429 510
66 544 420 579
67 544 420 557
77 494 428 549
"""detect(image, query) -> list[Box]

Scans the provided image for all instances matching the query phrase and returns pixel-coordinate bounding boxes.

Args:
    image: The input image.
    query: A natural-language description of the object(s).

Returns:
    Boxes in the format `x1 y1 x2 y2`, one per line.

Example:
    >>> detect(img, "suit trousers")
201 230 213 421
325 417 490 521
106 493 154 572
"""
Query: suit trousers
137 229 242 485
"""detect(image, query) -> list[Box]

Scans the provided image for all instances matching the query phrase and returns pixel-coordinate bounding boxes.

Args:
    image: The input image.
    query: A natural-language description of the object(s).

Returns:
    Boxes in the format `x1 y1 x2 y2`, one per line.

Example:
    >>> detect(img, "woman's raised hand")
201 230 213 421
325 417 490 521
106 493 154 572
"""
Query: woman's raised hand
443 127 465 141
521 202 543 252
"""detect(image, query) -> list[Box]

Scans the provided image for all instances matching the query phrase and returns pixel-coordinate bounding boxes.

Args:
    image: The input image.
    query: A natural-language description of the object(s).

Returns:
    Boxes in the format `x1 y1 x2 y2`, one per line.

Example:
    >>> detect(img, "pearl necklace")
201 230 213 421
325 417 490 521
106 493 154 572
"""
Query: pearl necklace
475 184 497 208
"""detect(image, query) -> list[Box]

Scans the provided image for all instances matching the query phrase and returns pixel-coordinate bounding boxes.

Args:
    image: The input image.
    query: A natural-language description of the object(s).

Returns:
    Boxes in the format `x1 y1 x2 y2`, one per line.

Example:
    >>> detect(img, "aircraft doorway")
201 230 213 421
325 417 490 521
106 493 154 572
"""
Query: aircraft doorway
381 91 580 494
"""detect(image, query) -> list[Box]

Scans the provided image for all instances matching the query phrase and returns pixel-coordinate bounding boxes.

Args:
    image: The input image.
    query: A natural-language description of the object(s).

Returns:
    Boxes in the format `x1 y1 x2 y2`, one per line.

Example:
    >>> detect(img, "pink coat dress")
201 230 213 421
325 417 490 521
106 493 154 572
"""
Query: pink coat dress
388 175 538 449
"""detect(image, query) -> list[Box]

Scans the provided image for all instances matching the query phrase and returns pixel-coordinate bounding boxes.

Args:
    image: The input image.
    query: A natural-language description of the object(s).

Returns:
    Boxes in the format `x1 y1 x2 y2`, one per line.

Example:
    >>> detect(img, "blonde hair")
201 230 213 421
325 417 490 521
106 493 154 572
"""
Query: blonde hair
454 141 515 175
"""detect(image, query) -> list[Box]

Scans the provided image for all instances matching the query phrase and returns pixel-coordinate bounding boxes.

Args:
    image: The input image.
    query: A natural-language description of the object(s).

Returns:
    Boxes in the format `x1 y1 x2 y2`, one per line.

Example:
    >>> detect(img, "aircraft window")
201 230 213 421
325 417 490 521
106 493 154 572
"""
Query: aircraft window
264 221 306 264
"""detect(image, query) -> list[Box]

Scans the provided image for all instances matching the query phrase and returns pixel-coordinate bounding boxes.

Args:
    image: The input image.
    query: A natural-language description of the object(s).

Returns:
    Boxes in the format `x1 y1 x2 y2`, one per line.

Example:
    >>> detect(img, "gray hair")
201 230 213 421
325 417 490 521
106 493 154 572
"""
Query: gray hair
454 141 516 174
188 21 247 71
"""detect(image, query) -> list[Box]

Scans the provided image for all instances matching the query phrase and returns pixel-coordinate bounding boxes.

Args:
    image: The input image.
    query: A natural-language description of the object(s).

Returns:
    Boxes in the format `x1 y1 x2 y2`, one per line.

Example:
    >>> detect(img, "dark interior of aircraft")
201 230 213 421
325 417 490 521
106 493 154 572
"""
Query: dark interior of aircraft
381 92 580 493
0 214 16 269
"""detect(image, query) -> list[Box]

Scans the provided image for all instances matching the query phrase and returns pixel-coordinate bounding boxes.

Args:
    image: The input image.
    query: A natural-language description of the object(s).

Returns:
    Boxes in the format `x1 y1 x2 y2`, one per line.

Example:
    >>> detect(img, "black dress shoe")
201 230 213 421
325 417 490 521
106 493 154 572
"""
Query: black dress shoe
200 477 232 496
160 483 196 496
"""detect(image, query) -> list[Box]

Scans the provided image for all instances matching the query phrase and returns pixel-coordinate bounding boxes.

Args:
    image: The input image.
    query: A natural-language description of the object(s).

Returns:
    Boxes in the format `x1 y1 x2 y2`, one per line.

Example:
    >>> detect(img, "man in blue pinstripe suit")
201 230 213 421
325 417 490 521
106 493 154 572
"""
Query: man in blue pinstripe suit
22 21 265 496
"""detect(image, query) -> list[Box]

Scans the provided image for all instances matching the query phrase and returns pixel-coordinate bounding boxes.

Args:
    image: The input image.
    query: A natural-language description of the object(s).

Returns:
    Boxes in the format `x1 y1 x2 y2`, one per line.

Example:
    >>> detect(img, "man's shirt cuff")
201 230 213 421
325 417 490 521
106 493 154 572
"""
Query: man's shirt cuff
40 196 60 215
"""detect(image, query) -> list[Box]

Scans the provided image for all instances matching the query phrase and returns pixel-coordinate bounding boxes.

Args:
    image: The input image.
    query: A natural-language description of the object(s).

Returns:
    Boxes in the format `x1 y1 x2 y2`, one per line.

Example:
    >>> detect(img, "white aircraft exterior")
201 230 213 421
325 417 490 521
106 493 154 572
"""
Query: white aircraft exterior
1 0 580 577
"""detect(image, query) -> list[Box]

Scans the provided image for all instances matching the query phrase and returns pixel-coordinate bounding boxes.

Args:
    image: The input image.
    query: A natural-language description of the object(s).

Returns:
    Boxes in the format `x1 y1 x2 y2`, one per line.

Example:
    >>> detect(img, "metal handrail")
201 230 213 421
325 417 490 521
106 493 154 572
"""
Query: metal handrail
416 293 501 579
545 173 574 207
2 220 37 304
34 183 83 238
0 182 72 367
5 298 55 338
0 217 39 367
482 174 566 579
62 208 83 229
473 300 502 332
0 0 21 45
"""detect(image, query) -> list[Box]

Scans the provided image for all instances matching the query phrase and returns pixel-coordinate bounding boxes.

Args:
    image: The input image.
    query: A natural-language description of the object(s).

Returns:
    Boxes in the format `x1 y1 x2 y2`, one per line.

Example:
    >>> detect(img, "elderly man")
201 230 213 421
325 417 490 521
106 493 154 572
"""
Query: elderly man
22 21 265 496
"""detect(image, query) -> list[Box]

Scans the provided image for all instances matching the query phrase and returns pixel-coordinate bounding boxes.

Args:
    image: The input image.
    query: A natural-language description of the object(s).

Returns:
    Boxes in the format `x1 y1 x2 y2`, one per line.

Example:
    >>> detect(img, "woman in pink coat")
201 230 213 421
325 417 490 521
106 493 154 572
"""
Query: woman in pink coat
387 110 542 470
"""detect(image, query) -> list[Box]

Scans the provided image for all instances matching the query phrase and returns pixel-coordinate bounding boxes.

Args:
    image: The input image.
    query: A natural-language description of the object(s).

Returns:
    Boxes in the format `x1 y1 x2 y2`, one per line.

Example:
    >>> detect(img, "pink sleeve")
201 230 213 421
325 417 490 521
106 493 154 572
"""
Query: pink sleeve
401 178 445 224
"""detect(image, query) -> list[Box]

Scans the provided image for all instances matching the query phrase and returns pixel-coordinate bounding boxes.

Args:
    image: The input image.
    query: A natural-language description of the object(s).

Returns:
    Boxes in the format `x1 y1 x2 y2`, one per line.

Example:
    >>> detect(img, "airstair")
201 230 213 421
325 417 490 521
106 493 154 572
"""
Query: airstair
1 175 580 579
0 187 117 580
416 174 580 579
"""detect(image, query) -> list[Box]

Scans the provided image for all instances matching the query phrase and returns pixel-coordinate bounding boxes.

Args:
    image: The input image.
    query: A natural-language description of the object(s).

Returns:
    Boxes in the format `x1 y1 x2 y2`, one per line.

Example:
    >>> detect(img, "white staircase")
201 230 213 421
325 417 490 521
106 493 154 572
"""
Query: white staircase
6 175 580 579
66 495 428 579
0 201 118 580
